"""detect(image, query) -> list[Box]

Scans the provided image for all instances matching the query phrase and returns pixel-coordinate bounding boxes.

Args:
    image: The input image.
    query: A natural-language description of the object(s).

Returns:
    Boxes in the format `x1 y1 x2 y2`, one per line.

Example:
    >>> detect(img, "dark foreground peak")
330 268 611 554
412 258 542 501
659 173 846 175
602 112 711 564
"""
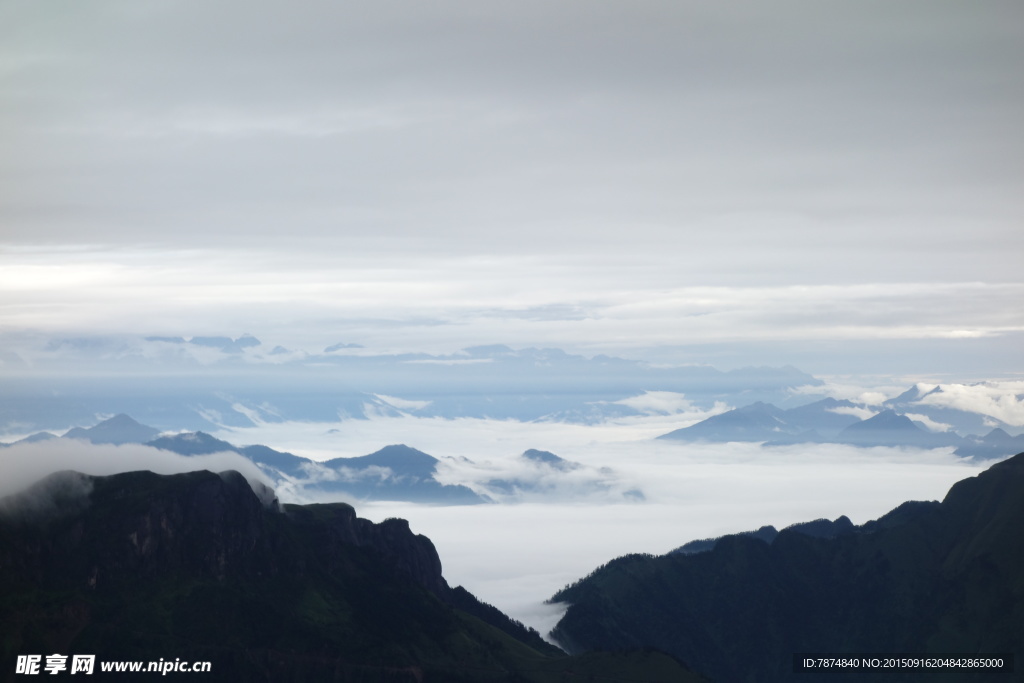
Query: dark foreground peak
550 452 1024 683
0 469 703 683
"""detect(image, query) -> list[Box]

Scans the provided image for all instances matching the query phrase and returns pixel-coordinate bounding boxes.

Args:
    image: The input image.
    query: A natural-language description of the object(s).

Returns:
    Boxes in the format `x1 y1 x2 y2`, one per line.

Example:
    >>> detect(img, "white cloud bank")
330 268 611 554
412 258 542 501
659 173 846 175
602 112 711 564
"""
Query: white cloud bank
919 382 1024 427
361 440 988 636
206 411 996 634
2 249 1022 367
0 440 274 501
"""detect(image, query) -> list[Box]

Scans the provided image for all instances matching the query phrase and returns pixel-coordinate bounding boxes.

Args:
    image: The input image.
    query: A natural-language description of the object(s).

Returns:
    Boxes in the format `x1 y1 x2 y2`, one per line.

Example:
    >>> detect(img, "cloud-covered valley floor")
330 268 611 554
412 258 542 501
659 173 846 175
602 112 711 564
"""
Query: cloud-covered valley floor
207 414 988 637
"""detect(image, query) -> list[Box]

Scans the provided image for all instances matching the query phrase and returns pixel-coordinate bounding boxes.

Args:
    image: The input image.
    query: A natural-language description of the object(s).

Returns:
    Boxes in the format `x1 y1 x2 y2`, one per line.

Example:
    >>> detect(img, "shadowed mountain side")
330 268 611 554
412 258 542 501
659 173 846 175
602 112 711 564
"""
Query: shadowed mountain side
0 470 704 683
549 453 1024 683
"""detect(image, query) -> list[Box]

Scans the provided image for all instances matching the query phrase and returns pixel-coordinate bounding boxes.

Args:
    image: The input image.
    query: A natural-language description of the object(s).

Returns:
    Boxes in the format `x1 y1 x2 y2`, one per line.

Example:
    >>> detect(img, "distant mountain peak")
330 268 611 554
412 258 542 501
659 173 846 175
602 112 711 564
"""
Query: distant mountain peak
886 383 943 406
737 401 785 414
521 449 580 471
848 409 918 431
982 427 1012 442
325 444 439 473
522 448 563 464
62 414 160 445
146 431 238 456
835 409 963 448
103 413 145 427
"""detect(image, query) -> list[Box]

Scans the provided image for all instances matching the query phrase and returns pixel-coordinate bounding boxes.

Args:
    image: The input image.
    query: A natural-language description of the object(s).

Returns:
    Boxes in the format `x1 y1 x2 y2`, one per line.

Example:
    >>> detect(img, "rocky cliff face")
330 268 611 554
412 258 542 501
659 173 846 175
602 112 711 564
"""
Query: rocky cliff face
0 469 448 598
281 499 450 598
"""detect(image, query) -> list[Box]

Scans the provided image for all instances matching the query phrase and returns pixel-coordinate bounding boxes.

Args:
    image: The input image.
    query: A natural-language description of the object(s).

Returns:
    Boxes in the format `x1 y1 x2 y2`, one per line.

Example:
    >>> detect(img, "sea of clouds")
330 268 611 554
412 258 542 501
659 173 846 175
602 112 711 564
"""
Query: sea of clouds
205 412 990 636
0 404 1003 639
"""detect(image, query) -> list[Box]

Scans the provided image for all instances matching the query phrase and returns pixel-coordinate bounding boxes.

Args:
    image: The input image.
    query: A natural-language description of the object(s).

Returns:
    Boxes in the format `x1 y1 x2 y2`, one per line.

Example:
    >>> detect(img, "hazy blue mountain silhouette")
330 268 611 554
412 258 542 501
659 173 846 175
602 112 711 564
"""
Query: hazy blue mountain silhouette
883 384 1015 436
147 430 240 455
323 444 441 480
321 445 484 504
478 449 636 499
658 401 795 442
0 431 58 447
146 435 485 505
779 397 863 436
521 448 580 470
657 400 995 452
0 339 824 432
62 413 161 445
836 409 962 448
658 398 869 443
955 428 1024 459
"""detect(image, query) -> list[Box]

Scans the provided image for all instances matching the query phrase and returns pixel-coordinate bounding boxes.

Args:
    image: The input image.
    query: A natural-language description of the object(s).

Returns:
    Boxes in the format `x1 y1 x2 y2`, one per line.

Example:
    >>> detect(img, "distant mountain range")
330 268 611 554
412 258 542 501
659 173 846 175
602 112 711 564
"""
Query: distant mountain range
0 469 703 682
2 414 635 504
658 397 1024 458
62 412 162 445
548 452 1024 682
145 431 487 503
1 338 824 431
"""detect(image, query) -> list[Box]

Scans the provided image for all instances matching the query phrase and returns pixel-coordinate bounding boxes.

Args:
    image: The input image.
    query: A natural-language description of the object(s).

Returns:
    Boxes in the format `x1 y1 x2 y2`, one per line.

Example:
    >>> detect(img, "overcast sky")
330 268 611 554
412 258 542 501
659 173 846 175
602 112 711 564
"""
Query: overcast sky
2 0 1022 375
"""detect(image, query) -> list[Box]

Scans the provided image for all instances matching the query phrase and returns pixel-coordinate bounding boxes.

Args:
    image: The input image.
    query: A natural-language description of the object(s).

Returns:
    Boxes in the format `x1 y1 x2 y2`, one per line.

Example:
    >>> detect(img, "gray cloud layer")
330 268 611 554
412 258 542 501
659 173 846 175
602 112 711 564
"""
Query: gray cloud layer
1 0 1022 372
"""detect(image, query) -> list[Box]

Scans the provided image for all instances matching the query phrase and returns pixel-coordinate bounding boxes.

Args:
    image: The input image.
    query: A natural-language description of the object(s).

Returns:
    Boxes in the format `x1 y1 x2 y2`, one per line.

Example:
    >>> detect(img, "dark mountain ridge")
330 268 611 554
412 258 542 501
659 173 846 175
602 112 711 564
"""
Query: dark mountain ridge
549 452 1024 682
671 516 855 555
0 469 701 682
